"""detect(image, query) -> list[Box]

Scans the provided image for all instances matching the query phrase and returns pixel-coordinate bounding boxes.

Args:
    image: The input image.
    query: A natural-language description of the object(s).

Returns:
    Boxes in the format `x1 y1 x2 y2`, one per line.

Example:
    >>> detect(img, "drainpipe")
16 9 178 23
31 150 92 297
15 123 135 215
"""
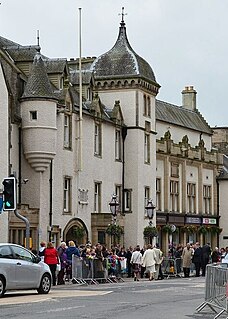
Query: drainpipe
18 127 22 204
216 179 220 247
121 127 127 215
49 160 53 242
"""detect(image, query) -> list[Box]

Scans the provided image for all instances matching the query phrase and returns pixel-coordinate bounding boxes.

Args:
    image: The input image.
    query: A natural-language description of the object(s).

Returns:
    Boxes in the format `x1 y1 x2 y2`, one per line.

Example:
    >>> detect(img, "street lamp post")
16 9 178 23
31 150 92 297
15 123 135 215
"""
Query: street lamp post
145 199 156 245
109 194 119 225
109 194 120 246
145 199 156 226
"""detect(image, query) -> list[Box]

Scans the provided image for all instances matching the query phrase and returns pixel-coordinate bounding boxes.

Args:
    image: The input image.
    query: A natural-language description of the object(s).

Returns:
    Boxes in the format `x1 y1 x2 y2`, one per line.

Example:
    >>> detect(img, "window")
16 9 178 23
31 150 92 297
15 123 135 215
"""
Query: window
147 96 151 117
94 182 101 213
143 95 147 115
203 185 211 214
187 183 196 214
63 177 71 213
0 246 13 259
115 129 122 161
115 185 122 213
98 231 106 245
124 189 132 212
143 95 151 117
144 187 150 216
30 111 37 120
64 115 70 148
170 180 179 212
156 178 161 211
144 133 150 164
11 245 33 262
94 122 102 156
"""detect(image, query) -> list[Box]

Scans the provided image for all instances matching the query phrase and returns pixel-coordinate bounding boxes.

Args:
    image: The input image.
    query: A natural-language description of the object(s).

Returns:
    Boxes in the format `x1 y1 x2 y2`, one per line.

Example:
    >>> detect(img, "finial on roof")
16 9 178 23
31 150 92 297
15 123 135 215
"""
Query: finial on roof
119 7 127 26
37 30 40 52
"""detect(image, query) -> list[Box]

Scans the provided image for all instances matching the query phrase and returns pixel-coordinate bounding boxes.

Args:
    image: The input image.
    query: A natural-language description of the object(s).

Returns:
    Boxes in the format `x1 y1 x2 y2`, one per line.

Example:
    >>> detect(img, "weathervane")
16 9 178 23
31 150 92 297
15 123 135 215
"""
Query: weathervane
119 7 127 24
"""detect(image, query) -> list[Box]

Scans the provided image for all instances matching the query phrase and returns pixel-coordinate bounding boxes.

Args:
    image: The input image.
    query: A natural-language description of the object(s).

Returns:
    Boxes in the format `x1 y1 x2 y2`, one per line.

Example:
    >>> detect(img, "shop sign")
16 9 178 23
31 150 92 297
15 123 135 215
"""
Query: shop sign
202 218 217 225
185 217 201 224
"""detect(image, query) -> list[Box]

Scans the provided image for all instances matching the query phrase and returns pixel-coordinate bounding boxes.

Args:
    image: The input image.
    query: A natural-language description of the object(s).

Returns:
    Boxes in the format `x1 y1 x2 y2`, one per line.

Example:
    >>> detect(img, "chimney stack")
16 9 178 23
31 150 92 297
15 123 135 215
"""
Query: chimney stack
182 86 197 111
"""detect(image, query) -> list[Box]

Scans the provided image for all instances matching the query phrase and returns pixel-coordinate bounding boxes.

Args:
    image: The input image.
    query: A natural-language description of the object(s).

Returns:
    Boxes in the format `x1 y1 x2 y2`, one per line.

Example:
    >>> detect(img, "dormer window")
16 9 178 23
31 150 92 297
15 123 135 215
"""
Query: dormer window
30 111 37 120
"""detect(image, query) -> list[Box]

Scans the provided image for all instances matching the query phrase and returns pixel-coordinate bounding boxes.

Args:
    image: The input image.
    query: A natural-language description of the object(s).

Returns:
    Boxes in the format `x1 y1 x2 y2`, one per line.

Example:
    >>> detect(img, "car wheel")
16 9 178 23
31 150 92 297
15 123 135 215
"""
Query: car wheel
0 276 6 298
37 273 51 294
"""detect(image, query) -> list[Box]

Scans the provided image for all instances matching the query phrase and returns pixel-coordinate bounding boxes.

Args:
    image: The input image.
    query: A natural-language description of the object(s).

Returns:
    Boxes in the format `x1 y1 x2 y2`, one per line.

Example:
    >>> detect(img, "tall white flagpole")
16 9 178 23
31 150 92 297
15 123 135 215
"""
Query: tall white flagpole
79 7 83 171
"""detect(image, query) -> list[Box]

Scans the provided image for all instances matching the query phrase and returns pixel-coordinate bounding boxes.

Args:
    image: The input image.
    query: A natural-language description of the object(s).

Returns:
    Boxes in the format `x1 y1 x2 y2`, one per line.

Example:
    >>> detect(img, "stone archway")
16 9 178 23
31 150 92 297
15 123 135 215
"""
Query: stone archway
63 218 88 246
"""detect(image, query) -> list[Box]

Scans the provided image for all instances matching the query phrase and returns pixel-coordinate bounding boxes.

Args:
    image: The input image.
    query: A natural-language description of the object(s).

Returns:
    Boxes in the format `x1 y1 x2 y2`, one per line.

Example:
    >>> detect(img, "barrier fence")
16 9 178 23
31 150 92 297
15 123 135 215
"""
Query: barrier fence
161 258 182 278
196 264 228 319
71 256 125 284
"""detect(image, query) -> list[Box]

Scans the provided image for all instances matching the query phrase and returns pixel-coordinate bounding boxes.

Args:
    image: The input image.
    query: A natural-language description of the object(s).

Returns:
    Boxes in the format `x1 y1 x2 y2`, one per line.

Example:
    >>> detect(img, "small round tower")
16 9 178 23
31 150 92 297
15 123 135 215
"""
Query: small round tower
20 51 57 172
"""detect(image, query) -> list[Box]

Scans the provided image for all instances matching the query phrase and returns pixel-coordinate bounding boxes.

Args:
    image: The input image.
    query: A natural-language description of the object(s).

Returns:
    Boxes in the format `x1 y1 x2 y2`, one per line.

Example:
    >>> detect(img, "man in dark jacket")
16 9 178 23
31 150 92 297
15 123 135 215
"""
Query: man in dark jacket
192 242 202 277
201 243 211 276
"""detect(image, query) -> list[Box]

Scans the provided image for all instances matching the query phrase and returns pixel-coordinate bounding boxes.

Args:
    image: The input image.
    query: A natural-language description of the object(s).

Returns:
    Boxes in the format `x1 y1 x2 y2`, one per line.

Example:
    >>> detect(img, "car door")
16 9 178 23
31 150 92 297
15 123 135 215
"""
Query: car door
0 245 16 289
11 245 41 289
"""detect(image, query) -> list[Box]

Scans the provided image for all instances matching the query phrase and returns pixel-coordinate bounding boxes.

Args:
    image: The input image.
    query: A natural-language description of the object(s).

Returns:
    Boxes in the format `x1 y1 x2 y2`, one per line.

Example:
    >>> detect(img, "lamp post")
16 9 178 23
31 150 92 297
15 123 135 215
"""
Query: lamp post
145 199 156 226
109 194 120 246
145 199 156 245
109 194 119 225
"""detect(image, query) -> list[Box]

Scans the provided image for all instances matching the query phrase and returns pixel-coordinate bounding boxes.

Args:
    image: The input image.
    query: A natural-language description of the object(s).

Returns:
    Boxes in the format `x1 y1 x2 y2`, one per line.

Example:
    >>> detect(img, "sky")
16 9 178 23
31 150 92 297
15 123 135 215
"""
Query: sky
0 0 227 127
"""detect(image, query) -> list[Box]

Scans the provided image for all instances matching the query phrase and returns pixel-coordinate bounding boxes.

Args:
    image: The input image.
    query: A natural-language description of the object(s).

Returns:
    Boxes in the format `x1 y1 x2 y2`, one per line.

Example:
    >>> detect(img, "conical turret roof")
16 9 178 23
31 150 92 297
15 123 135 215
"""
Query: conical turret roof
91 20 157 84
22 51 56 100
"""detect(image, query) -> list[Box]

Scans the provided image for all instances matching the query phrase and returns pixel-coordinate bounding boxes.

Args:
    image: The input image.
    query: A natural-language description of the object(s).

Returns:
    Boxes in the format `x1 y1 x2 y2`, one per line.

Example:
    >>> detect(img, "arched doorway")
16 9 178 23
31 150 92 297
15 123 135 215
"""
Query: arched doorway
63 218 88 246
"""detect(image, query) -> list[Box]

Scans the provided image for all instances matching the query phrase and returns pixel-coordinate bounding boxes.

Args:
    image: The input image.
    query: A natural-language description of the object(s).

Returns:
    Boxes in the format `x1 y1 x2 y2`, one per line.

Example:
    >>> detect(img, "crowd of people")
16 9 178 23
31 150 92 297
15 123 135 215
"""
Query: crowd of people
34 240 228 286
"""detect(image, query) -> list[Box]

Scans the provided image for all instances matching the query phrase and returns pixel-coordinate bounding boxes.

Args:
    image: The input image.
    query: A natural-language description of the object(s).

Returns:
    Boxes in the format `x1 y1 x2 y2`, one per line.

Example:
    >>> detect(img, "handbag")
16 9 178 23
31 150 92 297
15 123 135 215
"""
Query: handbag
56 263 61 272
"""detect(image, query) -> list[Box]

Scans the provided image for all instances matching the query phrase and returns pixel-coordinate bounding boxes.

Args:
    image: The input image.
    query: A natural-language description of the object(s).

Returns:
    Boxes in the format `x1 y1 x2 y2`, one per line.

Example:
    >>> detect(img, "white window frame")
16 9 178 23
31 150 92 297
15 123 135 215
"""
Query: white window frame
115 129 122 160
187 183 196 214
63 177 71 213
94 182 101 213
170 180 179 212
144 133 150 164
64 114 70 148
94 122 102 156
203 185 212 214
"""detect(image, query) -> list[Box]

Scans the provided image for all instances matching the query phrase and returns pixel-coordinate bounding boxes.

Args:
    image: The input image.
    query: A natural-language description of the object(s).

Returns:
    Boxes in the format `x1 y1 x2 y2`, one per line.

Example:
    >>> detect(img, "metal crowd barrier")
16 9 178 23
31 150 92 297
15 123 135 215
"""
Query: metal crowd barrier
161 258 182 278
196 264 228 319
71 256 124 285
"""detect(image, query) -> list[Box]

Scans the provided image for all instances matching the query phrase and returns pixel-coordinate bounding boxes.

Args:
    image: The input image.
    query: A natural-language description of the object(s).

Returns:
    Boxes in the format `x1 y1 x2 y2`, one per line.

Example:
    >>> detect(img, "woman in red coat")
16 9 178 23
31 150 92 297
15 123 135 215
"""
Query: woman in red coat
44 242 59 286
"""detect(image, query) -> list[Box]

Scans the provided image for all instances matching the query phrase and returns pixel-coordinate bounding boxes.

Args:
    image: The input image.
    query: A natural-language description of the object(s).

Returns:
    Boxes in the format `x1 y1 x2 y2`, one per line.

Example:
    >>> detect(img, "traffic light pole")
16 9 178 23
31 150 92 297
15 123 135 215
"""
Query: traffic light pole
14 209 30 249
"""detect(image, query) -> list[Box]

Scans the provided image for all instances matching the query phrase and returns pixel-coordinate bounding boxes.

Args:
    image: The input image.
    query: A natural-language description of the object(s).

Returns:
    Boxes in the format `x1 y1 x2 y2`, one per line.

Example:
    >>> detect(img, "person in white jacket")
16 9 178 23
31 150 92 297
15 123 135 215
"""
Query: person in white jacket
142 244 157 281
130 246 142 281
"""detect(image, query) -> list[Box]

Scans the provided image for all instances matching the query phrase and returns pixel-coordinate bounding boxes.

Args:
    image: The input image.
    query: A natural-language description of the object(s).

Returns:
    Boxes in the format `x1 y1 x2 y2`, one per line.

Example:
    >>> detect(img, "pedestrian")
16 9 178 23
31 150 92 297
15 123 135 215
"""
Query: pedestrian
44 242 59 286
211 247 220 263
57 241 68 285
192 242 202 277
174 245 183 277
182 243 194 278
126 246 133 278
38 241 46 262
66 240 80 279
201 243 211 276
140 246 146 278
142 244 157 281
153 244 164 280
130 245 142 281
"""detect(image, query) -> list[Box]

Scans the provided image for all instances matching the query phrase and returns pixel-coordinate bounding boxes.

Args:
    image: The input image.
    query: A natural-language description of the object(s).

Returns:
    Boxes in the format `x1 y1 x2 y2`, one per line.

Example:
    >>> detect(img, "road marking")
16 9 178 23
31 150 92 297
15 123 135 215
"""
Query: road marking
37 305 85 313
2 290 112 305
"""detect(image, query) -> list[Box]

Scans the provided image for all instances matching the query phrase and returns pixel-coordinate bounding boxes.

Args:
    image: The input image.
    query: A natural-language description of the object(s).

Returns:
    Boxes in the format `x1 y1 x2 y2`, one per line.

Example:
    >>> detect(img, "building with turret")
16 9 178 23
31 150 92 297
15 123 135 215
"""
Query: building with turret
0 16 223 254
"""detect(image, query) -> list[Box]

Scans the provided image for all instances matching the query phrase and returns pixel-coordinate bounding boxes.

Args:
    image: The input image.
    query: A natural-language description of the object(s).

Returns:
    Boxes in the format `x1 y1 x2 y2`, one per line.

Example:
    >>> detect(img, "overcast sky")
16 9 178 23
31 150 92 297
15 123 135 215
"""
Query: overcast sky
1 0 227 127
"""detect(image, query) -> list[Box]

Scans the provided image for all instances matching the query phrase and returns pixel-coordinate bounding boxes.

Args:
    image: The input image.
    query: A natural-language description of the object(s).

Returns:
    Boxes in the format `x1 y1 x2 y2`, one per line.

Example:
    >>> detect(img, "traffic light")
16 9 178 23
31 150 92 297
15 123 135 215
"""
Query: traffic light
2 177 16 211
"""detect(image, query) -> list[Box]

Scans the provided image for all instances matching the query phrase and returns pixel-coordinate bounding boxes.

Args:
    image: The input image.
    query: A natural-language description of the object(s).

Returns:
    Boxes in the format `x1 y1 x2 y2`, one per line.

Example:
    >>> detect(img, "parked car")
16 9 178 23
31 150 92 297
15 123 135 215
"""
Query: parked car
0 243 52 297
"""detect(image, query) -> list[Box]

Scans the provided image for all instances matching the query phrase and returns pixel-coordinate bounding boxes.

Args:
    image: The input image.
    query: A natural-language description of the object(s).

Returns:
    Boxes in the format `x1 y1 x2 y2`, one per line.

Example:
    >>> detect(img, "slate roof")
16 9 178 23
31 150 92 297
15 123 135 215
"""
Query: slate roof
91 21 158 84
70 70 92 85
156 99 212 134
46 59 67 74
21 52 56 100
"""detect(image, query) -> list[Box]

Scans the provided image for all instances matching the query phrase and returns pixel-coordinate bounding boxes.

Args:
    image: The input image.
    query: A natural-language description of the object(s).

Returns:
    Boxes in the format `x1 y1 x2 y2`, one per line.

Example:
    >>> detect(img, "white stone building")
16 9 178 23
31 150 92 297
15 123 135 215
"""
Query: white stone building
0 18 223 253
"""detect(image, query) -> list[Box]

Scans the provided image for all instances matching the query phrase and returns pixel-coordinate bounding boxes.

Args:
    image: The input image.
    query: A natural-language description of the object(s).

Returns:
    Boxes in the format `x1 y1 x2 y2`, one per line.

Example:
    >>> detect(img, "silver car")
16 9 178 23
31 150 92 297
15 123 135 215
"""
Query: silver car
0 243 52 297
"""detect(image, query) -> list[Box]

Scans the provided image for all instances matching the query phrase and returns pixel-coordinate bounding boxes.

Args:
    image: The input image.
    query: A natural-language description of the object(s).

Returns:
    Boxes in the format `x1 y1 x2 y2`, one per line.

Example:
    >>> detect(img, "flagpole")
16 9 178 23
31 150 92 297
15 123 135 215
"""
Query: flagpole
79 7 83 171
